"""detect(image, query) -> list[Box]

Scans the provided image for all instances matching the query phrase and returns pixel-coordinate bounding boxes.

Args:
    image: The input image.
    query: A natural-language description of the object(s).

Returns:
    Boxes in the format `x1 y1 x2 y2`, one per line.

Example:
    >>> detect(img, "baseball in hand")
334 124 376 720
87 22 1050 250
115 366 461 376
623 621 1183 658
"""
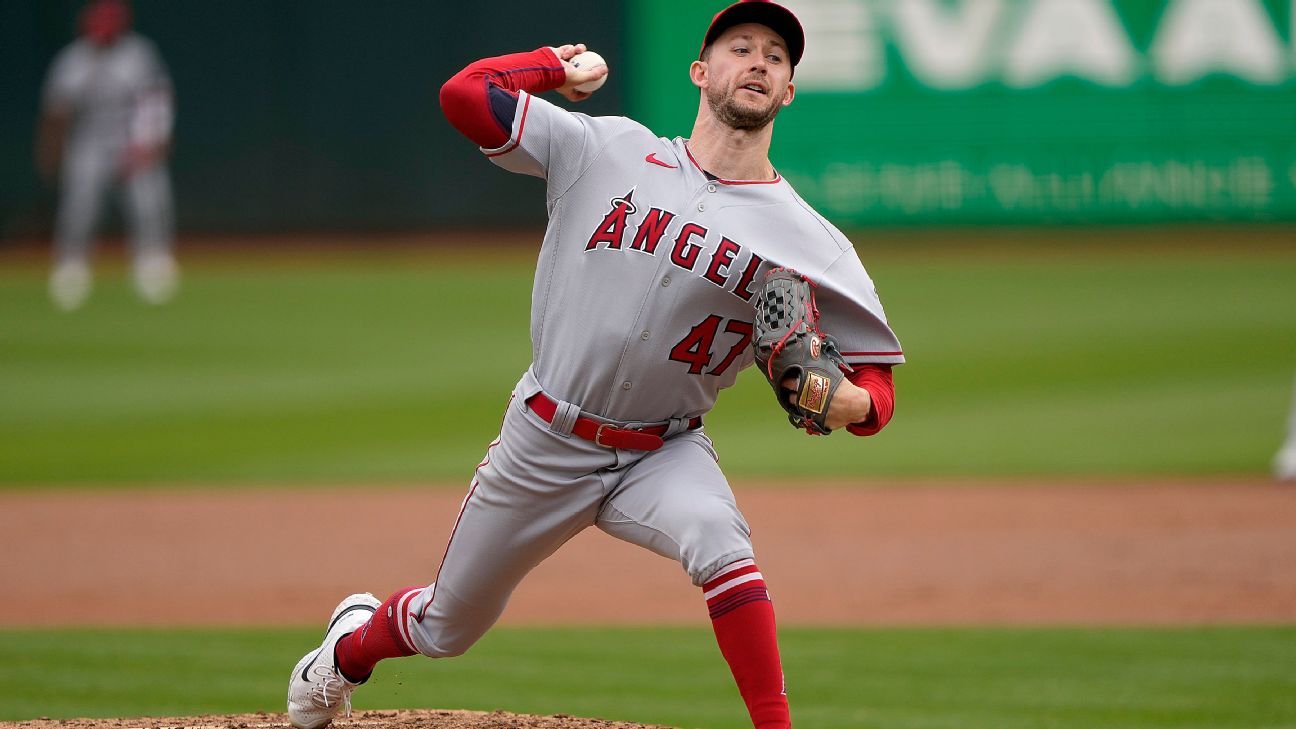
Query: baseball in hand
570 50 608 93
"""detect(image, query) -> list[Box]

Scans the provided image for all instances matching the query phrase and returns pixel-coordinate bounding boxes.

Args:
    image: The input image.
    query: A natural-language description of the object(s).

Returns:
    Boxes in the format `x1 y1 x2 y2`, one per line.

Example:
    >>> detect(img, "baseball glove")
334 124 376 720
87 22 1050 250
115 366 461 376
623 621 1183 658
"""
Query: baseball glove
751 268 849 435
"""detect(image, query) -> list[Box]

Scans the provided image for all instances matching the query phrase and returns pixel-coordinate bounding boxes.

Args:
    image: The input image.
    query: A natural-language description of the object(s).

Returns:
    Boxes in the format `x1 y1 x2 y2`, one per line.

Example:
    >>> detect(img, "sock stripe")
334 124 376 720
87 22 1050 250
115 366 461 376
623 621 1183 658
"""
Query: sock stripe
703 570 764 601
704 559 788 728
708 585 772 620
708 581 769 609
393 588 421 654
703 559 757 590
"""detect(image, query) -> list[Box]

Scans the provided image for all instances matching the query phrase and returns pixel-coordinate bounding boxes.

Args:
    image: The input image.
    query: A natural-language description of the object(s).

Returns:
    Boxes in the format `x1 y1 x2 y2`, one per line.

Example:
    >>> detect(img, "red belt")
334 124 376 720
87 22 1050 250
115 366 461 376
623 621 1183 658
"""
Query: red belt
525 393 701 451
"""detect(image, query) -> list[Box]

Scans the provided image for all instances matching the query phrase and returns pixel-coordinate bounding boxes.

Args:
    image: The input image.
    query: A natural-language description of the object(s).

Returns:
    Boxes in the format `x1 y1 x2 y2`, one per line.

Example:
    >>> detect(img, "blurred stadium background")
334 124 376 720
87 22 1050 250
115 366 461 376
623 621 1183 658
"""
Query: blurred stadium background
2 0 1293 483
1 1 1294 728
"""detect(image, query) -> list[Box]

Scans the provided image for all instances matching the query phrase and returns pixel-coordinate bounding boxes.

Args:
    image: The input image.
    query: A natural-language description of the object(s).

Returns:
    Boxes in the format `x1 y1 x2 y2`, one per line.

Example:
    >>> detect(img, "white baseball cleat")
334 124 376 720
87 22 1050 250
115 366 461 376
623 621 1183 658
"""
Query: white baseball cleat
287 592 381 729
50 260 92 311
1275 447 1296 481
133 252 179 305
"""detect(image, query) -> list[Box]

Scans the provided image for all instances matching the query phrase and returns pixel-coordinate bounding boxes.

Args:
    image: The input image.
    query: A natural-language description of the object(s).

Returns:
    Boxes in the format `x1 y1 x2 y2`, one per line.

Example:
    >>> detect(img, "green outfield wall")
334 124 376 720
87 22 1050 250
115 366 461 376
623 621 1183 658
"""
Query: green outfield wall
630 0 1296 224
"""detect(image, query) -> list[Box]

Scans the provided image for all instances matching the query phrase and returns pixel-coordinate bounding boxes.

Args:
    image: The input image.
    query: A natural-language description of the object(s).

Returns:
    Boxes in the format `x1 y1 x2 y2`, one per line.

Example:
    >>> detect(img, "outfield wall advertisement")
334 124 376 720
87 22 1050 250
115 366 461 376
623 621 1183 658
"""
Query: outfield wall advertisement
630 0 1296 224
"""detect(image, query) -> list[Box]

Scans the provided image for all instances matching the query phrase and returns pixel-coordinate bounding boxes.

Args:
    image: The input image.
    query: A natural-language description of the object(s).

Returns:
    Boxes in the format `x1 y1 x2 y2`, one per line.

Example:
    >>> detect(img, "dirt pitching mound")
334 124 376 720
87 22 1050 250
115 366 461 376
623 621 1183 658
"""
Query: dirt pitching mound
0 711 675 729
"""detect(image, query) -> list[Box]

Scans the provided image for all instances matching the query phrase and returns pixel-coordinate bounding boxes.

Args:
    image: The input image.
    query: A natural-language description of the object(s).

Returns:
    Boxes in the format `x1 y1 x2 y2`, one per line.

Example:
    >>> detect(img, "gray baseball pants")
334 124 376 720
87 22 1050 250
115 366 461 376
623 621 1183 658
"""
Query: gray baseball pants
55 141 174 266
400 373 754 658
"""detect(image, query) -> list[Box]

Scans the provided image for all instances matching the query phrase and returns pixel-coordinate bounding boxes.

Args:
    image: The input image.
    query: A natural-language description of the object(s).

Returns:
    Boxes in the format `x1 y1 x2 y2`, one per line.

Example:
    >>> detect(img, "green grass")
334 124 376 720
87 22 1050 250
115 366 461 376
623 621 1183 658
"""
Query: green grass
1 627 1293 728
1 238 1294 485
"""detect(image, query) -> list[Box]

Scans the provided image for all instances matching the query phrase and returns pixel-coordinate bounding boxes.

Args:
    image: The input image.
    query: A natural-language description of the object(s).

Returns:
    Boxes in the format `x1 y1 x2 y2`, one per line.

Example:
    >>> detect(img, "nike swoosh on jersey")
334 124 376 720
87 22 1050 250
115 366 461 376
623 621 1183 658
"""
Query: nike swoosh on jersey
645 152 678 169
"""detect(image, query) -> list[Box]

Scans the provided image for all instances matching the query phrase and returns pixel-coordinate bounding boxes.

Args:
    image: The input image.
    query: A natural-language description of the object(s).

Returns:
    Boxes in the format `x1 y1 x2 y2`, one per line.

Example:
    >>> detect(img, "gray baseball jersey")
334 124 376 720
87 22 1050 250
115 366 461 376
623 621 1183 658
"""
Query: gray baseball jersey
402 88 902 658
43 32 174 268
43 33 170 151
492 91 903 422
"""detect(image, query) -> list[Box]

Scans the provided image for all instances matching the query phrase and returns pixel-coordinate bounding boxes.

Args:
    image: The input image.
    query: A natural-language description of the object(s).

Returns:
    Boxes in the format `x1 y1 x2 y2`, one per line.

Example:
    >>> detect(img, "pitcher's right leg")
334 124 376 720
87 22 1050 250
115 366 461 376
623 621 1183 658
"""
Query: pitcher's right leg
397 398 612 657
290 395 612 727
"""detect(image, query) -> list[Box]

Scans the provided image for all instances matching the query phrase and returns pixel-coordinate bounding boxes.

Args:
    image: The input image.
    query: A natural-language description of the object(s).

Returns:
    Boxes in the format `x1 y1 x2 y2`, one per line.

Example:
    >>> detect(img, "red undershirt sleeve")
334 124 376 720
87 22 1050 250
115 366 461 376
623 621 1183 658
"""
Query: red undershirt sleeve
845 364 895 437
439 47 567 149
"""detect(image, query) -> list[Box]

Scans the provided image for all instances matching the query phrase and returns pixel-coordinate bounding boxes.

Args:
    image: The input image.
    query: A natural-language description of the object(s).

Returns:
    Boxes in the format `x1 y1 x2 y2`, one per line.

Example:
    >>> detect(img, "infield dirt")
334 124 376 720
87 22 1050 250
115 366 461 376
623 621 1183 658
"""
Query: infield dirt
3 480 1293 729
3 480 1293 627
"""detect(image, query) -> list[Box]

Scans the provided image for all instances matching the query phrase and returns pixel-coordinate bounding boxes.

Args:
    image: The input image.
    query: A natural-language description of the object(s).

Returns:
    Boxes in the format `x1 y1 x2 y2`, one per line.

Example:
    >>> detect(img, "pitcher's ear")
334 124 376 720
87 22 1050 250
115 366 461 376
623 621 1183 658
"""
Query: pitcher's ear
690 60 708 89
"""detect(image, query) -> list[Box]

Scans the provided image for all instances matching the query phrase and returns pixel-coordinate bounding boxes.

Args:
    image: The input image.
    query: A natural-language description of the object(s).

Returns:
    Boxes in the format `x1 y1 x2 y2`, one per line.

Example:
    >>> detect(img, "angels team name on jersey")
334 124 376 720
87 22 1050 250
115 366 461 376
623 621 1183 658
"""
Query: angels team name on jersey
583 187 765 303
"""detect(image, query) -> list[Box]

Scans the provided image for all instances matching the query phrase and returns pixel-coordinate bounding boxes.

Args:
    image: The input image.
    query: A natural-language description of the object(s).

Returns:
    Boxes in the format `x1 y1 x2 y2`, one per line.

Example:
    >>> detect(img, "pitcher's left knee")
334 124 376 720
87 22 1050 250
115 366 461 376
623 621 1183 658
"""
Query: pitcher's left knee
679 507 754 586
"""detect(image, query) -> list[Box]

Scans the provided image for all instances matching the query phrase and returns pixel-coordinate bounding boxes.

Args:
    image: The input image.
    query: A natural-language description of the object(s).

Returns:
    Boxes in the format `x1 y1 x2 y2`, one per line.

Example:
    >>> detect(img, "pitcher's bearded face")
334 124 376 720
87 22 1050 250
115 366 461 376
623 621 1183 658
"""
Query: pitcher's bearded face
702 23 794 131
706 74 787 130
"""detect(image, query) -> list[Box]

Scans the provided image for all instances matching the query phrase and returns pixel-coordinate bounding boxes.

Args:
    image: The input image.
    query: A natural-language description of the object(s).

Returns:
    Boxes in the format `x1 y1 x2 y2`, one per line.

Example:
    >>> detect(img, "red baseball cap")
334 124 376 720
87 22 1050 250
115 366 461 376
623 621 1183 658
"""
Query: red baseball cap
700 0 805 69
80 0 131 45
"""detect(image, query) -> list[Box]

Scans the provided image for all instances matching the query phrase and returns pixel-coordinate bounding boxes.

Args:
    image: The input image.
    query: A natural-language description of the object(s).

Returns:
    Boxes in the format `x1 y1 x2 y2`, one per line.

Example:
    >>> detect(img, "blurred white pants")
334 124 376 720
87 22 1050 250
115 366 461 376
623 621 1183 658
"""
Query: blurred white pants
54 141 174 267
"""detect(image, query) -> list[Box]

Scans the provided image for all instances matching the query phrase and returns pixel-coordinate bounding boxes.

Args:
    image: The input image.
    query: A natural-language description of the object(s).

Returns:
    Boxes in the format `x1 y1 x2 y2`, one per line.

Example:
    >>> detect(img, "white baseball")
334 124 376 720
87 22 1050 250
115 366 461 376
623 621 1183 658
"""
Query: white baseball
570 50 608 93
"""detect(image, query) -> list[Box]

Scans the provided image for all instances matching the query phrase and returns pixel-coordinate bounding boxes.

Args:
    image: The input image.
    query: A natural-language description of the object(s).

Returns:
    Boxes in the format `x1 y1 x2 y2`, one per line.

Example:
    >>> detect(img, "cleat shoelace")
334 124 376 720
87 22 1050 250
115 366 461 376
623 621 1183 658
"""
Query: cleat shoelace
307 664 356 717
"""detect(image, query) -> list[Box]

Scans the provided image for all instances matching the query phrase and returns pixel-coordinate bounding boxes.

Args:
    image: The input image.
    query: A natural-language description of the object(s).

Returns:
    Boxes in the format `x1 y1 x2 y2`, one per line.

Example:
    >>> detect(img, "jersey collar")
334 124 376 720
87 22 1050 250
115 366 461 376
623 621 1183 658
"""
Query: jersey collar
683 141 783 186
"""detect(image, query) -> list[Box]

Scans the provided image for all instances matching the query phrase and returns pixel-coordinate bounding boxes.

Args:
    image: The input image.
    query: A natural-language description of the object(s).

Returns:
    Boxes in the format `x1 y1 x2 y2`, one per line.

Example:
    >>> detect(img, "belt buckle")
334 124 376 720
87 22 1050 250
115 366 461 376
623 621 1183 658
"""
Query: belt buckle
594 423 619 448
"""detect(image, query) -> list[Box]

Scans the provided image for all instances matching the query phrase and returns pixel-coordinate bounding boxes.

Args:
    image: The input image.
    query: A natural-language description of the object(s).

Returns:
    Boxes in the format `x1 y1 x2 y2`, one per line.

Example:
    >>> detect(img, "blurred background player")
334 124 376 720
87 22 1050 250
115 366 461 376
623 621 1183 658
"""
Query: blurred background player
1275 373 1296 481
35 0 178 311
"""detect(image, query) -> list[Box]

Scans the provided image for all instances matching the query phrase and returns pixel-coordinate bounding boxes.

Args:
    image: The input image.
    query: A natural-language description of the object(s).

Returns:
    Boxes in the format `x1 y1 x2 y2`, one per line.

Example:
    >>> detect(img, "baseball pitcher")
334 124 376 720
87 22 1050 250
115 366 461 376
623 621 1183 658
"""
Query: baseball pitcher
286 2 903 727
36 0 177 310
